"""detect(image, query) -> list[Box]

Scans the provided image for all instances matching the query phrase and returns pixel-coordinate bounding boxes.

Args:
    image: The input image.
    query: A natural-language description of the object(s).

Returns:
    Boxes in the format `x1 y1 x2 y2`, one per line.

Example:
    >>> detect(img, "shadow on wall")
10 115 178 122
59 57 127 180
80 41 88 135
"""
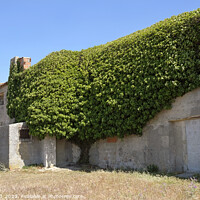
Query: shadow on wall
19 137 81 168
19 137 43 166
0 125 9 168
56 139 80 168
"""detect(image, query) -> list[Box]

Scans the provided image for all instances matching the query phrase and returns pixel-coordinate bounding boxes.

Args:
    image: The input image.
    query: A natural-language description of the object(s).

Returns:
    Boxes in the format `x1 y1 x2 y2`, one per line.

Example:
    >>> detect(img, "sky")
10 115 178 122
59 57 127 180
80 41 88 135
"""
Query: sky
0 0 199 83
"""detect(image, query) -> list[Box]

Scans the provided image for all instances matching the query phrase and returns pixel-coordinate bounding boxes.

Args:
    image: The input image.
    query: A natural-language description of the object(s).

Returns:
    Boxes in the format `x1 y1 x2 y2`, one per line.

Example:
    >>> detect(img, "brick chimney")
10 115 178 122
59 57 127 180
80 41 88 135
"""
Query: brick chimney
10 56 31 71
18 57 31 70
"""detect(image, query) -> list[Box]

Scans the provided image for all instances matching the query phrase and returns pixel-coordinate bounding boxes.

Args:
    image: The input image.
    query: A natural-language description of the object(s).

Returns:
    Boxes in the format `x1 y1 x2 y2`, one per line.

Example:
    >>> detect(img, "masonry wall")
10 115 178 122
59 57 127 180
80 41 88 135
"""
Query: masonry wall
9 123 43 169
0 125 9 167
0 122 57 169
56 139 80 167
1 87 200 171
89 87 200 172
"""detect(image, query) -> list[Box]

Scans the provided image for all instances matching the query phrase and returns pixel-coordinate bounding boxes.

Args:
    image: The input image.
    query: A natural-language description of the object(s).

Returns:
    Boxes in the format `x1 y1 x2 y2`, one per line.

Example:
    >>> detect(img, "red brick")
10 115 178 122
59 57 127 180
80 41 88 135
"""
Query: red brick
107 136 118 143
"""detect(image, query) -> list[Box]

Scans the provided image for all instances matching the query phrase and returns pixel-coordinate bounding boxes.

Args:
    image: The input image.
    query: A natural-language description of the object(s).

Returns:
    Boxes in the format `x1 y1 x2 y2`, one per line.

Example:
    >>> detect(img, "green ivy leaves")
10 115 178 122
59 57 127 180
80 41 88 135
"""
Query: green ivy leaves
7 8 200 142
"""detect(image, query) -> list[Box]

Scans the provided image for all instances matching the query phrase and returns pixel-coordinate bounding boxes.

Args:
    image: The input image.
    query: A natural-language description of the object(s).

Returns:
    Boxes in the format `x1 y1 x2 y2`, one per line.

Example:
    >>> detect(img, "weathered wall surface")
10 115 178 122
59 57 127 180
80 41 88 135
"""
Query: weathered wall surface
0 85 14 126
185 119 200 172
41 135 56 168
169 121 187 172
56 139 80 167
0 125 9 167
1 87 200 172
0 122 58 169
9 123 43 169
0 122 57 169
89 88 200 172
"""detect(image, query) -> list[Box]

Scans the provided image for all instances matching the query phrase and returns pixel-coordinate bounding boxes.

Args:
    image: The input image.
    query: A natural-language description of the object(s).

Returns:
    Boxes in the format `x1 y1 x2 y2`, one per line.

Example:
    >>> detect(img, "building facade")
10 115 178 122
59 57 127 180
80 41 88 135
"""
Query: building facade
1 57 200 172
0 82 12 126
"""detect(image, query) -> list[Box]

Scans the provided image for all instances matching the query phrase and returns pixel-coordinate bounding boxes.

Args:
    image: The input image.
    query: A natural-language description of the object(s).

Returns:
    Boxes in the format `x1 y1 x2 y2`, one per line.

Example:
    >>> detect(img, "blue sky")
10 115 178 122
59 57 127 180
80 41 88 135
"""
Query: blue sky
0 0 199 83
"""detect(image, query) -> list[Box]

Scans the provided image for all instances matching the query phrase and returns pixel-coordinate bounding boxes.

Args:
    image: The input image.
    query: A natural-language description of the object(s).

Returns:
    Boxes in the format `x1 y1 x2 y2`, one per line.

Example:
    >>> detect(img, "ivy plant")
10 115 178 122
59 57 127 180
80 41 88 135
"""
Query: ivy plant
7 9 200 163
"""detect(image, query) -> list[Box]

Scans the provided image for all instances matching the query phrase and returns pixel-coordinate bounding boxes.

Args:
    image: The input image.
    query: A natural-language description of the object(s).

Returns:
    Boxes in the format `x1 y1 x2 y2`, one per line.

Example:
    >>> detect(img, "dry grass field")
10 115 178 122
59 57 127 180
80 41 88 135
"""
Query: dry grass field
0 167 200 200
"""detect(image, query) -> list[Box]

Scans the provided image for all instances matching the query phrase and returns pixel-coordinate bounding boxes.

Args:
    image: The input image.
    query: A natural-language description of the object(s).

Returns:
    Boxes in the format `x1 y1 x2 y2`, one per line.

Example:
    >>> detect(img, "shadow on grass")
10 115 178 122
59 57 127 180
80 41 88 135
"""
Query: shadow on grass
61 163 200 182
6 163 200 183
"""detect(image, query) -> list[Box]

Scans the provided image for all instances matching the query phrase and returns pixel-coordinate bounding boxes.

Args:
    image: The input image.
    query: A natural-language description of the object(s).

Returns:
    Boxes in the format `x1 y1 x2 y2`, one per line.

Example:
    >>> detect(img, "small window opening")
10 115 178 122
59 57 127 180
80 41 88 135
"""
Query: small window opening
19 128 30 140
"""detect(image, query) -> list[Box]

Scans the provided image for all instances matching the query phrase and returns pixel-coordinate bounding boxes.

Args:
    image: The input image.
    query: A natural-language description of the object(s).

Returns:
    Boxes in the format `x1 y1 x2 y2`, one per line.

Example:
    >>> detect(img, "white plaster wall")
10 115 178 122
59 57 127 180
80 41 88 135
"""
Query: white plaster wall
41 135 56 168
9 123 25 169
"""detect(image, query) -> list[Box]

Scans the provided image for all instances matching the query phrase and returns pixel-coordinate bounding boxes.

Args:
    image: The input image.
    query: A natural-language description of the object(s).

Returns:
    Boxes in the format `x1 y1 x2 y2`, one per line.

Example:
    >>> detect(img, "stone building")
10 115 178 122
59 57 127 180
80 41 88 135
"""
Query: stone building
0 57 80 169
0 57 200 172
0 82 11 126
89 88 200 173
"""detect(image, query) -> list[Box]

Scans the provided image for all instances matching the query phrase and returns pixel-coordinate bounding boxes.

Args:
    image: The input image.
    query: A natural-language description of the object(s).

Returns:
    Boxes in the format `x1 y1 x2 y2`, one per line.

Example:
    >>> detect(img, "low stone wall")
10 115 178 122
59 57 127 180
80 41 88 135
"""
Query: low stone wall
0 87 200 172
9 123 43 169
0 125 9 167
0 122 57 169
56 139 80 167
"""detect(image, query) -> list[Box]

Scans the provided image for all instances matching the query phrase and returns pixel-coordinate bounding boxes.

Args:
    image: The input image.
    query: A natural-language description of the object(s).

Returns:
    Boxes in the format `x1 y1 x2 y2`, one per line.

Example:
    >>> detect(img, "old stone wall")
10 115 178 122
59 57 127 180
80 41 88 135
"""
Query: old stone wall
89 87 200 172
0 87 200 172
0 122 57 169
0 125 9 167
9 123 43 169
56 139 80 167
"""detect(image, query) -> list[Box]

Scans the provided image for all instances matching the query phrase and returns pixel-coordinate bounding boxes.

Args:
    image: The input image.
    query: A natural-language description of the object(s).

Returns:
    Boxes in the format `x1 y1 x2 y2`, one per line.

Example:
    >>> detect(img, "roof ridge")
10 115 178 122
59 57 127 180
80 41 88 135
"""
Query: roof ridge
0 82 8 88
